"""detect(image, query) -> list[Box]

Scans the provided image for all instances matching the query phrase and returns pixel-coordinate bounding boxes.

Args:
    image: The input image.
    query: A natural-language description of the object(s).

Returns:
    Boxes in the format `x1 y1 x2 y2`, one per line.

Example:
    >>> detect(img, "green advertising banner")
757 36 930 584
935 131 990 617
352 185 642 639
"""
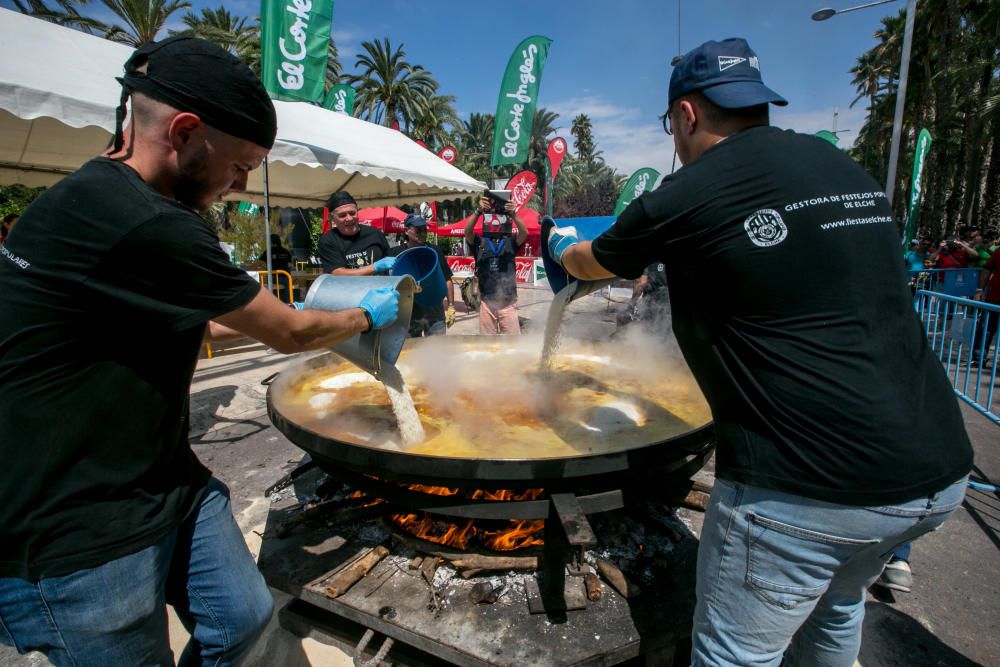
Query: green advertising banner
614 168 661 216
322 83 355 114
901 128 932 252
260 0 334 103
490 35 553 167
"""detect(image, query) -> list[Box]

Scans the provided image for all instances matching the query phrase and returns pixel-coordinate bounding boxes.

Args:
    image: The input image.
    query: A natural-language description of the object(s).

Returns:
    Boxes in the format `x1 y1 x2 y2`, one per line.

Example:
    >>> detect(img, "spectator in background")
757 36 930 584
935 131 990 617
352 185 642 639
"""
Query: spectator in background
0 213 18 246
905 237 933 272
390 214 456 336
251 234 292 273
465 195 529 334
318 191 396 275
932 237 970 269
973 245 1000 367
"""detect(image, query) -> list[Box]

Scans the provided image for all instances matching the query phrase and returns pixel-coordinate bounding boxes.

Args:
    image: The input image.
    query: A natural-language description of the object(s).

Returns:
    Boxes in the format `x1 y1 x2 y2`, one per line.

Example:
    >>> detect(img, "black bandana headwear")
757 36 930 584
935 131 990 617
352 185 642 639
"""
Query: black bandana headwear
326 191 357 210
113 37 277 152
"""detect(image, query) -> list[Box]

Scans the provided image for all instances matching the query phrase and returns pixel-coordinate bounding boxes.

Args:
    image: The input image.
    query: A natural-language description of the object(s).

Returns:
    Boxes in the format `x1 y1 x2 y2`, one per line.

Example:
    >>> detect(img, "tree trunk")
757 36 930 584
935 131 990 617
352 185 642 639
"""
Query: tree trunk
958 57 994 227
981 118 1000 228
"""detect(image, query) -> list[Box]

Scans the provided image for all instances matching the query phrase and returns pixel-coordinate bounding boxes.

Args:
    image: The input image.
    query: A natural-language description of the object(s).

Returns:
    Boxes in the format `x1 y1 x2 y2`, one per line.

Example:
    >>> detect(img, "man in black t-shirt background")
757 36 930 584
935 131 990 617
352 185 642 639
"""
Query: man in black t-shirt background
390 213 456 336
0 38 400 667
465 195 529 334
548 38 972 666
318 190 397 275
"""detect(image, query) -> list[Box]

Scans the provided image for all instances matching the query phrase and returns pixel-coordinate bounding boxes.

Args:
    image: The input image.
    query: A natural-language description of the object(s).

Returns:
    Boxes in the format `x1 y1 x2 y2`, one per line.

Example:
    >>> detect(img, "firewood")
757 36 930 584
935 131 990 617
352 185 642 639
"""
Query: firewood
408 556 424 570
677 490 710 512
691 479 714 494
584 573 602 601
420 556 439 586
450 555 538 571
322 546 389 599
596 559 641 598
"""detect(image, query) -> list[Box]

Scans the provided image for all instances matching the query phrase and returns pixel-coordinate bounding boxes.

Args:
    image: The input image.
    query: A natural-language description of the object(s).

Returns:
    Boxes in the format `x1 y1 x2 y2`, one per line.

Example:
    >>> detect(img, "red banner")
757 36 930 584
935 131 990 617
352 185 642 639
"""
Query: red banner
547 137 567 180
447 256 535 283
505 170 538 209
438 145 457 164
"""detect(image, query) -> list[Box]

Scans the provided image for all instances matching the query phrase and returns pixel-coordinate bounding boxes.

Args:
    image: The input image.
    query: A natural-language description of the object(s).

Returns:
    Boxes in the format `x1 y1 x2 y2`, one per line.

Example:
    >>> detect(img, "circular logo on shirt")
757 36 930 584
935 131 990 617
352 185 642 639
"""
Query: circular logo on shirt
744 209 788 247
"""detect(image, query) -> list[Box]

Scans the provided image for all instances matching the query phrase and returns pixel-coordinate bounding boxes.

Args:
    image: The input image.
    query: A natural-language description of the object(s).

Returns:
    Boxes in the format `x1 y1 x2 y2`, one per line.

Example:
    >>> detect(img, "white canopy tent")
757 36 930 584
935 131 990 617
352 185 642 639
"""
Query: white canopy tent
0 9 486 207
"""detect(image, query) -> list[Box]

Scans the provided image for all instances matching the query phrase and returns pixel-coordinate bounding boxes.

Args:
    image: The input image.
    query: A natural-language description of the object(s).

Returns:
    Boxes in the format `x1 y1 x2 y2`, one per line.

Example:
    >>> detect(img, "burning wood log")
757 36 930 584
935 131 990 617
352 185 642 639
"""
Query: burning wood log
391 530 539 575
420 556 439 586
596 559 641 598
322 545 389 599
584 573 602 601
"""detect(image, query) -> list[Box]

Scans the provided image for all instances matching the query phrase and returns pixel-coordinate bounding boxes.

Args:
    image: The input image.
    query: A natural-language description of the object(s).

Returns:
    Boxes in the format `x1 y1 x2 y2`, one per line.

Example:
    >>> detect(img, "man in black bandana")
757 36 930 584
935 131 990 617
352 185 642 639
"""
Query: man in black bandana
318 191 397 275
0 37 399 666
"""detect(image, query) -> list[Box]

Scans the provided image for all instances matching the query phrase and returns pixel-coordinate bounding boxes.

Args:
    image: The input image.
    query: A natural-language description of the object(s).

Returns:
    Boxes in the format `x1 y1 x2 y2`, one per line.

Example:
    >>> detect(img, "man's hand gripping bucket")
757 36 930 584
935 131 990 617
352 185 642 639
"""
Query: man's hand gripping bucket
541 216 617 301
303 274 416 379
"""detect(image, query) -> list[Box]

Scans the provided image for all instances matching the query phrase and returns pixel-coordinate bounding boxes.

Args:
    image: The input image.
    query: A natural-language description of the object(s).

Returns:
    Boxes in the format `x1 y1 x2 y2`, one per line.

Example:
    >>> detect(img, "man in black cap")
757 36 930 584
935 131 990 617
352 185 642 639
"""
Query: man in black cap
548 37 971 666
318 191 397 275
0 37 399 666
390 213 456 336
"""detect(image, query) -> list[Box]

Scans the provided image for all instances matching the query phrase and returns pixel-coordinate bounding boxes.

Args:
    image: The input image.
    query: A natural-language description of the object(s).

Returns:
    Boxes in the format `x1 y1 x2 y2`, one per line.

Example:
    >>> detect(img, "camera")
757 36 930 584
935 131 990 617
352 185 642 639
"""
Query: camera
482 190 512 238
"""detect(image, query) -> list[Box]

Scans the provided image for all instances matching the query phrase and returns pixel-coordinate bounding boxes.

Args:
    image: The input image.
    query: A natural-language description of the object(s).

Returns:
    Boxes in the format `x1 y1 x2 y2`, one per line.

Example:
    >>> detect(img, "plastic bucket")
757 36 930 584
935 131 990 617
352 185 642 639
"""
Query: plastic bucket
303 274 416 378
391 246 446 308
541 215 617 299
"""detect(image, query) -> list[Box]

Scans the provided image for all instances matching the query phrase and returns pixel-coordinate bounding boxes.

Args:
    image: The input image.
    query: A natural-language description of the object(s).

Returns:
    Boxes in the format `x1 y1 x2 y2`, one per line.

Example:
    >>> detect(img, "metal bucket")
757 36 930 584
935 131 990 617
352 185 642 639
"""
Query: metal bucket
541 216 617 301
302 274 416 378
392 246 446 308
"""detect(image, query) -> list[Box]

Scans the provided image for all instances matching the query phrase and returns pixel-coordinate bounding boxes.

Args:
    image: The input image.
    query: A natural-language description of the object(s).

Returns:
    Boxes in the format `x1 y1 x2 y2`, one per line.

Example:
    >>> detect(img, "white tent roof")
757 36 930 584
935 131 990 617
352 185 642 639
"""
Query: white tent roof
0 9 485 207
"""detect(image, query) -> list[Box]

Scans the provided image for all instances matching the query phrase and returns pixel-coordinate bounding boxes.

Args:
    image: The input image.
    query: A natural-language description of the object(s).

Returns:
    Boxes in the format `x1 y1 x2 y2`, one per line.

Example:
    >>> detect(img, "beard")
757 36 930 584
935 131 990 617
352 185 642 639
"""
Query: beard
174 144 216 212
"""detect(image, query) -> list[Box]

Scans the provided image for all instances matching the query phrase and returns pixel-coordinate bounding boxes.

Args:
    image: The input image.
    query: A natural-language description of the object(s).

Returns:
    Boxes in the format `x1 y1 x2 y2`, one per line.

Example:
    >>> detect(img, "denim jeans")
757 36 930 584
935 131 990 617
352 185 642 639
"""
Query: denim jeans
691 475 967 667
0 477 273 667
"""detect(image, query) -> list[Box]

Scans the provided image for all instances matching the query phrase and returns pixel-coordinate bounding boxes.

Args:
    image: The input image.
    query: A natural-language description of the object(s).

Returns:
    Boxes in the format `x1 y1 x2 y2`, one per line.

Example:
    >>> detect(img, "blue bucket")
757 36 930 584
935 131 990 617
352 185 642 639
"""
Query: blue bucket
392 245 446 308
303 274 415 379
541 216 617 297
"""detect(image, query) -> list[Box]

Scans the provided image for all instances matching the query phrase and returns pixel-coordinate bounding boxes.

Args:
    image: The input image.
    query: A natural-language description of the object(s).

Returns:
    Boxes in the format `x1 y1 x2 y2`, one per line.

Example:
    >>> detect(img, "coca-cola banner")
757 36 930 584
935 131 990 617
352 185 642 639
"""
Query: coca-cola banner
506 170 538 209
438 146 457 164
447 257 536 283
547 137 567 180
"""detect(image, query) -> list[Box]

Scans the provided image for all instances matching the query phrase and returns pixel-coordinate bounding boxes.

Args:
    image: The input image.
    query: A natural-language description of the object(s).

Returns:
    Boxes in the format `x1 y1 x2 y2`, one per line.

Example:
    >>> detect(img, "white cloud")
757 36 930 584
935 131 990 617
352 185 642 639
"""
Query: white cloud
547 96 678 179
771 105 867 150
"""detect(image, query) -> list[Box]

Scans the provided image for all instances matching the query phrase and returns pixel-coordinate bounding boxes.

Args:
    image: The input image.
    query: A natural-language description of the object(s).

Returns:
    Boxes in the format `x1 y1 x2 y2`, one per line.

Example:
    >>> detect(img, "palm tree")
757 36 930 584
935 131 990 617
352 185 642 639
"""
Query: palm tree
347 38 438 129
172 7 259 69
411 94 460 150
13 0 108 33
571 114 595 163
99 0 192 46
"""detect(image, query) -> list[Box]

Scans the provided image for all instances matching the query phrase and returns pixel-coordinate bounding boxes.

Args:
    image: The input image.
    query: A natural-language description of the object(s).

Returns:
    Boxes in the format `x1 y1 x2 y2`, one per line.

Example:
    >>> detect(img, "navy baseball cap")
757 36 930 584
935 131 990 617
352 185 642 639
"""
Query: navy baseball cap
669 38 787 109
403 213 427 228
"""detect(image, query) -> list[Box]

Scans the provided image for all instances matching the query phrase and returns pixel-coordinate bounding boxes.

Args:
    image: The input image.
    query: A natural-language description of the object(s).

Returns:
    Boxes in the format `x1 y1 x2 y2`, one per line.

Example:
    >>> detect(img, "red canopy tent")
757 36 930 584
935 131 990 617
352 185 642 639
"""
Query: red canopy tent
322 206 438 234
435 208 542 257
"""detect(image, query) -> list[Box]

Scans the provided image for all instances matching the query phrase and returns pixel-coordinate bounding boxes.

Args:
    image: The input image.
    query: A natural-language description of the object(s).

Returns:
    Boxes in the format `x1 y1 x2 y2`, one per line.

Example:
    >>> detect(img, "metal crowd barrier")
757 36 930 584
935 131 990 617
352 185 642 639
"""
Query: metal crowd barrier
907 268 981 298
913 289 999 426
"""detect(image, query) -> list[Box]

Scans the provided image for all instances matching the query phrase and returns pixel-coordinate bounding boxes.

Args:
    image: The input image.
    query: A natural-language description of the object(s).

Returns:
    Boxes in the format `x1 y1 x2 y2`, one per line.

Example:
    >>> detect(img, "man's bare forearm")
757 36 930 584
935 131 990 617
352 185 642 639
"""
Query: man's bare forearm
561 241 616 281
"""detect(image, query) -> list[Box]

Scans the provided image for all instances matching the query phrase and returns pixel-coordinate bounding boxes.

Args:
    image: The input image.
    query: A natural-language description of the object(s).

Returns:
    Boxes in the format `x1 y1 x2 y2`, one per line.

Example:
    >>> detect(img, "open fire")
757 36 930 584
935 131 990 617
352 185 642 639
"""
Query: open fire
352 483 546 551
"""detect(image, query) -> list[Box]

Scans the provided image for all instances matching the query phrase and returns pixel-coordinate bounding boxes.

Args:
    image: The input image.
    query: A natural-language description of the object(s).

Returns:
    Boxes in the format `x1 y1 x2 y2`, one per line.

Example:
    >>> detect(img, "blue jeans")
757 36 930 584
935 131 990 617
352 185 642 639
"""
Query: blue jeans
0 478 273 666
692 475 967 667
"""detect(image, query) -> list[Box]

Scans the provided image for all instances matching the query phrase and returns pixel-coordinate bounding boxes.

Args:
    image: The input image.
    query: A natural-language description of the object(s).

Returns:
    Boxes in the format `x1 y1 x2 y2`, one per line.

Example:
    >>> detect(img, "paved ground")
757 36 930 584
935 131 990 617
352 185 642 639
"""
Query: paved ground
4 283 998 666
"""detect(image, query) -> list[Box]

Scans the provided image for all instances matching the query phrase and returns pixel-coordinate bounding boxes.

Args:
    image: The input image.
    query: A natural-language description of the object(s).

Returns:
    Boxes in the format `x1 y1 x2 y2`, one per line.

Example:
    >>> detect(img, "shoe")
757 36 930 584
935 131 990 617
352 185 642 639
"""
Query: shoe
876 559 913 593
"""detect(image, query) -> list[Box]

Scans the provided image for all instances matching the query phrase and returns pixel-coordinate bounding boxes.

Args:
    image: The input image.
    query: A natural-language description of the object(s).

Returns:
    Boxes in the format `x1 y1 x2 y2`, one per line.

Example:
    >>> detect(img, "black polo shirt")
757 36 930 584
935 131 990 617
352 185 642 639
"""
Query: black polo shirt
317 225 390 272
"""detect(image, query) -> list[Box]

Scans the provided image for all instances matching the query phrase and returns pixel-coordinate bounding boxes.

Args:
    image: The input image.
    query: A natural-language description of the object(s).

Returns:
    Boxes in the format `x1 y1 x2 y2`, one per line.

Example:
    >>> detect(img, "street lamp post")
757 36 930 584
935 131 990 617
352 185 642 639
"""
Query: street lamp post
813 0 918 209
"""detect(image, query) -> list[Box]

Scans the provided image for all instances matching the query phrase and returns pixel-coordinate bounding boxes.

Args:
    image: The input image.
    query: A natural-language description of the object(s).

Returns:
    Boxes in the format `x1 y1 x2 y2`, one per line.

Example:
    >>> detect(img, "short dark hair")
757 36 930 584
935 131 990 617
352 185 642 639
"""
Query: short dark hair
2 213 19 224
685 91 769 128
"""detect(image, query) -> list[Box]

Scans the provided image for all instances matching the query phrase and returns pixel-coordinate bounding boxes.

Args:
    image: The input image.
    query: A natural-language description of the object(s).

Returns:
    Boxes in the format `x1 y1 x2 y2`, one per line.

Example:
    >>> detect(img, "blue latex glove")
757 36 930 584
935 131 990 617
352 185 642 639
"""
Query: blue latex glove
358 286 399 330
372 256 397 273
547 226 579 265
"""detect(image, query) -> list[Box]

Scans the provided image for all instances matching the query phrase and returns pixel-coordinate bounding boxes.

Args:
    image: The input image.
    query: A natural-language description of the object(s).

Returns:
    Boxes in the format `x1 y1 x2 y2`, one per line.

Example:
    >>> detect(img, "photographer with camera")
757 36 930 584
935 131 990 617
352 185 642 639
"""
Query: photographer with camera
465 193 529 334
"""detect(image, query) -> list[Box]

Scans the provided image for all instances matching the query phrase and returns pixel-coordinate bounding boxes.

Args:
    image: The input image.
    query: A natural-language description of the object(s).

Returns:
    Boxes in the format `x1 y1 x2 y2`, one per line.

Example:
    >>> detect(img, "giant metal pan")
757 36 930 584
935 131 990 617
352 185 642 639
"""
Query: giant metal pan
266 335 714 490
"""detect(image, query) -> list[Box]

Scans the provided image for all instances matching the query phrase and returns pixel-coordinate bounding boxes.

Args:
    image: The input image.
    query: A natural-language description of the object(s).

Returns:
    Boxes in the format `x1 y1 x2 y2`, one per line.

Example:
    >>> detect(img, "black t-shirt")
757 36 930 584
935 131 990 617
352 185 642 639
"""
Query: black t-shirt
592 126 973 506
389 243 454 322
0 158 260 579
471 234 521 306
318 225 390 272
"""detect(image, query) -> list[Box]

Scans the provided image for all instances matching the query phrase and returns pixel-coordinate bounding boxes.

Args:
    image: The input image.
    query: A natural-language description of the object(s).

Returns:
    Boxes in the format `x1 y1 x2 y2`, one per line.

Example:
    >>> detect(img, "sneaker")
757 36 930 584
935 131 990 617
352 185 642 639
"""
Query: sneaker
877 559 913 593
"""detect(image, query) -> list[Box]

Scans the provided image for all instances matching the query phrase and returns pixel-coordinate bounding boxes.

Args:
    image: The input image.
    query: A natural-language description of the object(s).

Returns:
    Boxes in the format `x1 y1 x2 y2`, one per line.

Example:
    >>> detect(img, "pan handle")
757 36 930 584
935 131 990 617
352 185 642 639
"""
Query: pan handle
261 372 280 386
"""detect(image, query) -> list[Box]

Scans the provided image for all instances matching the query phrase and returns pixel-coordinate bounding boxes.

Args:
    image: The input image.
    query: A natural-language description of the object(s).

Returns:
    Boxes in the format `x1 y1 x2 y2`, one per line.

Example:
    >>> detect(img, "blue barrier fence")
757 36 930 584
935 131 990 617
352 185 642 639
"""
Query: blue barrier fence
907 268 981 298
913 289 999 426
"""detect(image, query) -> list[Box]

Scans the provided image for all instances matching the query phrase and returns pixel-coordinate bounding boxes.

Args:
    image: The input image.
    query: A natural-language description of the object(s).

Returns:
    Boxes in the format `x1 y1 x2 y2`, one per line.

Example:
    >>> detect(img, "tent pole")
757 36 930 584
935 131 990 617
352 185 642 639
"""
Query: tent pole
263 158 273 293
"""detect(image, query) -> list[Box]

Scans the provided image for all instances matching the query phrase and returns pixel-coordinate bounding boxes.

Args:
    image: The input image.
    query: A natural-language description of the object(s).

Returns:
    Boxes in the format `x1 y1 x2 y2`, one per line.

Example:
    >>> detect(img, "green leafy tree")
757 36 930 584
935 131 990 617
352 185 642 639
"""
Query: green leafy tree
12 0 108 33
571 114 595 163
347 38 438 129
0 185 46 219
411 94 460 150
98 0 192 46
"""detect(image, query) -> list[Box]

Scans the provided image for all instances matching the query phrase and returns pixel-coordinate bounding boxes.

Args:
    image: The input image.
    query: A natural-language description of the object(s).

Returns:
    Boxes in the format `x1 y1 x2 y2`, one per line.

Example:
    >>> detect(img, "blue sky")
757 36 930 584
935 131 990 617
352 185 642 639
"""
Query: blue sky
1 0 905 178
